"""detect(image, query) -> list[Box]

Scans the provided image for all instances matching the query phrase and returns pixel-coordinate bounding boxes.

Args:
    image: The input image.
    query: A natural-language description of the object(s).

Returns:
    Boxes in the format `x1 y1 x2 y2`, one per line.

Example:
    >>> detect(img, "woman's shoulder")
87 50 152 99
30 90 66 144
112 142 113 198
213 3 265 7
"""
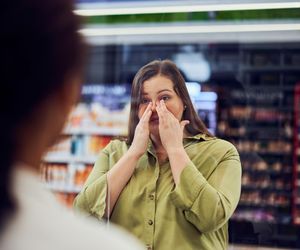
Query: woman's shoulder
194 133 239 156
103 138 129 152
209 137 240 159
212 137 236 149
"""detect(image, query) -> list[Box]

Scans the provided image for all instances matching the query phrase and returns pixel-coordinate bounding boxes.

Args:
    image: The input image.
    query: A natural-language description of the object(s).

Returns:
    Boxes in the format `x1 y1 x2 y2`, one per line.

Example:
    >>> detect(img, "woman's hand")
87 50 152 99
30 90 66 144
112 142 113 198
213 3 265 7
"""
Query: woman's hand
156 100 189 154
128 102 152 158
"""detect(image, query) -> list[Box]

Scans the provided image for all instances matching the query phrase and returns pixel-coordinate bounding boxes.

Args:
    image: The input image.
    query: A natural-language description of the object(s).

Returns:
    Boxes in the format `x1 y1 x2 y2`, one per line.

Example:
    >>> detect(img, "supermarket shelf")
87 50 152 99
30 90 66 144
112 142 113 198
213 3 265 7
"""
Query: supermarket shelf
226 135 292 141
243 169 292 178
241 65 300 72
230 105 294 112
43 153 97 164
238 202 289 208
230 216 291 225
44 183 82 193
243 169 292 175
228 118 288 125
63 126 127 136
242 185 291 194
242 85 295 91
239 151 292 156
223 62 298 228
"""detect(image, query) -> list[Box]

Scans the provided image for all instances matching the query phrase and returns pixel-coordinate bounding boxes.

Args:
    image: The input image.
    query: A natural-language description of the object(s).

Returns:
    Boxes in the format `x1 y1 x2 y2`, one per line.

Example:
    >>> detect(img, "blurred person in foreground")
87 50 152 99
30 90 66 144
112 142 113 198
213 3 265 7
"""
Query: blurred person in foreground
74 59 242 250
0 1 143 249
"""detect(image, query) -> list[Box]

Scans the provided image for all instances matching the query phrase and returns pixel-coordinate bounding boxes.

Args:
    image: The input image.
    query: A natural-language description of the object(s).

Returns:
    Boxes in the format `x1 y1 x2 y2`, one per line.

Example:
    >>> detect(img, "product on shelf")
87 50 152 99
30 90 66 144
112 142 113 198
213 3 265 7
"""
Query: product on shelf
65 101 130 132
74 164 93 187
68 103 90 127
46 135 72 156
53 193 77 208
70 134 112 157
41 163 93 193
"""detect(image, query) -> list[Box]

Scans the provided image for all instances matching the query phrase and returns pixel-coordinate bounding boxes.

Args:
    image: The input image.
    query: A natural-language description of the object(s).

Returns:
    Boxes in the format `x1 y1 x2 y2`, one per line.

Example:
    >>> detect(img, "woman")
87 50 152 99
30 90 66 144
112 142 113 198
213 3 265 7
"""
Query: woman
74 59 242 250
0 1 143 249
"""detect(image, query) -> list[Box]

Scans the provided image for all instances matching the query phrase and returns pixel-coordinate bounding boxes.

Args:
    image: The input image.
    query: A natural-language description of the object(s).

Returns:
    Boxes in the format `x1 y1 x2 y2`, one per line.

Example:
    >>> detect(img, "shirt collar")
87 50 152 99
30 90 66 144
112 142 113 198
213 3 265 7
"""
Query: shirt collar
184 133 215 141
147 140 156 157
147 133 215 156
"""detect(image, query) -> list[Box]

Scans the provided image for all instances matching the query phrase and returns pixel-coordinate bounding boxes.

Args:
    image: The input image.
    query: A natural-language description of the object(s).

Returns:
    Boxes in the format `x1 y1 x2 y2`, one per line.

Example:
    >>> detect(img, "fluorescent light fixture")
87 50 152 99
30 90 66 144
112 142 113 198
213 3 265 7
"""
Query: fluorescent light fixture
80 22 300 37
75 0 300 16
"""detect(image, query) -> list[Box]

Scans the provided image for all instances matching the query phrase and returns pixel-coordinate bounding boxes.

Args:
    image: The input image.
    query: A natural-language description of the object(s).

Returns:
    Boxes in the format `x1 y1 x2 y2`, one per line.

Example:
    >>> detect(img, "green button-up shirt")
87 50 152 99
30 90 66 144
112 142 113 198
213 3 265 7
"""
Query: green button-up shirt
74 134 242 250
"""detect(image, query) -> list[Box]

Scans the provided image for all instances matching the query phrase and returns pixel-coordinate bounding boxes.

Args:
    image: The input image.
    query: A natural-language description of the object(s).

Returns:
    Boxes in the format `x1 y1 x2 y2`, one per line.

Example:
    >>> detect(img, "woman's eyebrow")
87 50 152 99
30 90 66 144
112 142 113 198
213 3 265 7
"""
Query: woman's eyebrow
157 89 173 94
141 89 173 96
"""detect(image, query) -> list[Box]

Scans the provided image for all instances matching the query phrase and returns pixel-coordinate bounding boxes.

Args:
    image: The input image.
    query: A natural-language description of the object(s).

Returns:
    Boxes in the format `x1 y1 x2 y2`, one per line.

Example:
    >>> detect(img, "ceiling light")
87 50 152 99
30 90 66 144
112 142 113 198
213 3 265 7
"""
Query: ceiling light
75 1 300 16
81 22 300 37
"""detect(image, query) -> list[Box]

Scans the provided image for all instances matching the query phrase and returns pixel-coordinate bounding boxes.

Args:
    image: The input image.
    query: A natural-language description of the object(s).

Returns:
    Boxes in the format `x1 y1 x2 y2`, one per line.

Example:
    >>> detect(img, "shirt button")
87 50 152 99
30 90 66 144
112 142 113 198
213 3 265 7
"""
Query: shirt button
148 219 153 225
149 194 155 200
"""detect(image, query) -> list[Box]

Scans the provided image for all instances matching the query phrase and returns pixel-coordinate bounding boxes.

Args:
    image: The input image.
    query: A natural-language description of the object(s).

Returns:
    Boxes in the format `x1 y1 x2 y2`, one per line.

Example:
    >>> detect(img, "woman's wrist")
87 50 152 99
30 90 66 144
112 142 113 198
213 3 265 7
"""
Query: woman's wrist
127 147 144 160
166 146 190 185
167 146 190 166
166 146 186 157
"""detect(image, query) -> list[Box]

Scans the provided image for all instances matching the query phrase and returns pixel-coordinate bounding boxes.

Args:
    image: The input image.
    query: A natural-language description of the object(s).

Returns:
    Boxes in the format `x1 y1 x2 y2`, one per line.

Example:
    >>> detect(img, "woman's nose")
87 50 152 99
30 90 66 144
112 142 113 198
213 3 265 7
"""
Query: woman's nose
151 101 158 112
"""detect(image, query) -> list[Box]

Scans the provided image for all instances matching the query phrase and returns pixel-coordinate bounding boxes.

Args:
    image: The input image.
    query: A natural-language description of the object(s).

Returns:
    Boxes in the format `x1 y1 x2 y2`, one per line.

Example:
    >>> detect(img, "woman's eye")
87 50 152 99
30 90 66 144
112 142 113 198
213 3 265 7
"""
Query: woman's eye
160 96 170 101
141 99 150 104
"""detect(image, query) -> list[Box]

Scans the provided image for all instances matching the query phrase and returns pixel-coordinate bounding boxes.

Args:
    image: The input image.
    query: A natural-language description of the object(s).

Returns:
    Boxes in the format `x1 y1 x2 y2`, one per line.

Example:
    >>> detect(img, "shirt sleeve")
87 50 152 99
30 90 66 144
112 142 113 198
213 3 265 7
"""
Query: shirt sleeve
73 143 112 220
169 142 242 233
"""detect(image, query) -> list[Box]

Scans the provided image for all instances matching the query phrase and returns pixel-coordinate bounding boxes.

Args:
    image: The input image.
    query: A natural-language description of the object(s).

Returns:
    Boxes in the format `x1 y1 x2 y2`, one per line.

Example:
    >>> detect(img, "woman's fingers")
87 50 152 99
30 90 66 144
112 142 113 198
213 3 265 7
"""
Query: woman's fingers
157 100 177 123
143 108 152 124
180 120 190 131
156 101 166 124
159 100 169 117
140 102 152 123
160 99 167 110
158 100 189 132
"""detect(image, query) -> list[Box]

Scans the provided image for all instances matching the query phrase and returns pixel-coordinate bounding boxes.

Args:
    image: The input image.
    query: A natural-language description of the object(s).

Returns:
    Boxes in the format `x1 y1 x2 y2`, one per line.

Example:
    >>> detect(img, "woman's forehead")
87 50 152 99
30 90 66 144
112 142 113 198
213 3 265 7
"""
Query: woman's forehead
142 76 174 94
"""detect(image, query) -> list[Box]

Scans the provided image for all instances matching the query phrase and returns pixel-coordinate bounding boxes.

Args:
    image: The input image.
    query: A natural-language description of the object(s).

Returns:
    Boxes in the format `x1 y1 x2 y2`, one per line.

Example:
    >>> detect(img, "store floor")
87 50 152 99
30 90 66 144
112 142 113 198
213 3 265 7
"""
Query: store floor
229 245 293 250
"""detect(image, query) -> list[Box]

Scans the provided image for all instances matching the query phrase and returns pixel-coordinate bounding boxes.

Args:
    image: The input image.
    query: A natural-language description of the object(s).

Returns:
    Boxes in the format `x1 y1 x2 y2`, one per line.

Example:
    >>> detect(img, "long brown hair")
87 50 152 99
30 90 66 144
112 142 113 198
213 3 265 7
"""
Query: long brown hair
127 59 212 144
